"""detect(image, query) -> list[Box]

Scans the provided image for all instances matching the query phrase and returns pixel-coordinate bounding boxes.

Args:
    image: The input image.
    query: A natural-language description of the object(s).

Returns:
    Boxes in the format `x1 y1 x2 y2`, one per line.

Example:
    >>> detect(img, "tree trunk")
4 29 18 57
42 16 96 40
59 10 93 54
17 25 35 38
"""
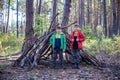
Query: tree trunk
25 0 34 44
16 0 19 38
79 0 83 29
36 0 38 15
112 0 118 36
89 0 93 28
86 0 90 25
108 0 113 38
93 0 98 34
38 0 41 14
61 0 71 27
98 0 102 25
6 0 10 33
103 0 107 37
51 0 58 27
117 0 120 35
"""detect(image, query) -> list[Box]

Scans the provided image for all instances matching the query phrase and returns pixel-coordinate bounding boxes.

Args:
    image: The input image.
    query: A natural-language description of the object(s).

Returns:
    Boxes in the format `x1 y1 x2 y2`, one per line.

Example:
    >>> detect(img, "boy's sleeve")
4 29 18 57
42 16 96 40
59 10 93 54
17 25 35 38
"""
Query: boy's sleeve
63 35 67 50
50 35 53 45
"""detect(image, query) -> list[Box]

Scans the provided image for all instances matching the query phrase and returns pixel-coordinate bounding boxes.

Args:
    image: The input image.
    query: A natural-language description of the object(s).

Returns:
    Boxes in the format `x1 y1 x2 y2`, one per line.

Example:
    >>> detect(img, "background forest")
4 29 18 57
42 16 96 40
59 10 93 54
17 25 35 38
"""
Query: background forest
0 0 120 56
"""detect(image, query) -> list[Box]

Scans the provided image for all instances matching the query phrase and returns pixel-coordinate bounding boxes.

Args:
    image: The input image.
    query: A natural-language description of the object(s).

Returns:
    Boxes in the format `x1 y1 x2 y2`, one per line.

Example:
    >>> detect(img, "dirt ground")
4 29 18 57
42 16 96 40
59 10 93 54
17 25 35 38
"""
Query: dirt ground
0 54 120 80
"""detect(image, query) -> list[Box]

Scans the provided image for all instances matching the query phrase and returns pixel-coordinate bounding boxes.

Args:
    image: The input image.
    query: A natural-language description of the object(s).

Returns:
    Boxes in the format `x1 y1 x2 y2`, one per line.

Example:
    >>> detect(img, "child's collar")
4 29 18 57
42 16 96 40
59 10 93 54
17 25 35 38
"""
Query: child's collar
55 32 64 34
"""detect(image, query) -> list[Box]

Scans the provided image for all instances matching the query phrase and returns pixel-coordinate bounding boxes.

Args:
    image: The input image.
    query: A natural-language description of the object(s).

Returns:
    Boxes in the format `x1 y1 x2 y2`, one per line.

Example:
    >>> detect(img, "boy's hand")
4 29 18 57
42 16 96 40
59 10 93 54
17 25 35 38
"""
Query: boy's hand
63 50 65 53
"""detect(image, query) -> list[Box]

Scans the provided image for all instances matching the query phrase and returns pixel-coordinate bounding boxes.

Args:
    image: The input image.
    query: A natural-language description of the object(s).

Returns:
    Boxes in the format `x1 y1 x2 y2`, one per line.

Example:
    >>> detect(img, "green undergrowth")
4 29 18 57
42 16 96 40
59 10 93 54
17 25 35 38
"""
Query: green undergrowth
83 26 120 56
0 32 24 56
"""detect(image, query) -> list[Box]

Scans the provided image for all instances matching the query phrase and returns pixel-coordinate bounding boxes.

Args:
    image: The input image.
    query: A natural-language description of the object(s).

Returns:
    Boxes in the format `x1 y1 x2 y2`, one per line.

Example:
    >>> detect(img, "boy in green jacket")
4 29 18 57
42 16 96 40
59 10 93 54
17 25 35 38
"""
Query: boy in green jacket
50 26 66 69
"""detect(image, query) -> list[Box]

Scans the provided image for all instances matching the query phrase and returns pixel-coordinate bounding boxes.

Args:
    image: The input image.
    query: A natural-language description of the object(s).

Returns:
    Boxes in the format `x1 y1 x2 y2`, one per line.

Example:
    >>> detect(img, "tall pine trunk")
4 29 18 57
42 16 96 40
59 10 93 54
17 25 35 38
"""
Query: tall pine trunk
16 0 19 38
38 0 41 14
79 0 83 29
52 0 57 27
36 0 38 15
112 0 118 36
108 0 113 38
117 0 120 35
89 0 93 28
103 0 107 37
6 0 10 33
25 0 34 43
86 0 90 25
61 0 71 27
93 0 98 33
98 0 102 25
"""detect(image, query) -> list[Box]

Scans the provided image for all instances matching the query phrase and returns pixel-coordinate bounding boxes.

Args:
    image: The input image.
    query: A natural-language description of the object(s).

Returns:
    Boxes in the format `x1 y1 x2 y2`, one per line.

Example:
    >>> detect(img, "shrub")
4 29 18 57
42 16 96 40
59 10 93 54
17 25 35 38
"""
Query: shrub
0 33 23 56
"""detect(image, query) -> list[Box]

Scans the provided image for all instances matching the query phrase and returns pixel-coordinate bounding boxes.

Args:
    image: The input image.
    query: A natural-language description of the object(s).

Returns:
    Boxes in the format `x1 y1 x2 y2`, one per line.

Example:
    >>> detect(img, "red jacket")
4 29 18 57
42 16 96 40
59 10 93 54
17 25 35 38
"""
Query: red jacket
69 30 85 49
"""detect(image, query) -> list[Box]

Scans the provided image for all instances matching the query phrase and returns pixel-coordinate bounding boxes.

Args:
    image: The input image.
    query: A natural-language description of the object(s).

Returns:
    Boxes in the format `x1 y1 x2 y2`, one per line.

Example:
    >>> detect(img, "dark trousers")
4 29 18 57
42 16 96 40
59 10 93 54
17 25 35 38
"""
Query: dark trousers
71 49 81 68
51 49 64 69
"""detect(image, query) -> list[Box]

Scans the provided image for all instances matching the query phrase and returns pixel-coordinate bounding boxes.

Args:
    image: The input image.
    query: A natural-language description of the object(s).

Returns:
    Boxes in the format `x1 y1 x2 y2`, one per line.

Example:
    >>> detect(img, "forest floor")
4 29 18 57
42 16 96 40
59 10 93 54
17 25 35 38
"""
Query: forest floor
0 53 120 80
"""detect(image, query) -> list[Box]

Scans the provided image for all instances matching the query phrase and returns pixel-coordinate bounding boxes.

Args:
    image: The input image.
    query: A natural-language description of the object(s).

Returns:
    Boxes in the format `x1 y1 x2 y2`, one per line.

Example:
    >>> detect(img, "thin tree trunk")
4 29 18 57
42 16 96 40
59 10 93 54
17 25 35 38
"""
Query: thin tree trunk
79 0 83 29
98 0 102 25
117 0 120 35
86 0 90 25
16 0 19 38
6 0 10 33
112 0 118 36
103 0 107 37
61 0 71 27
93 0 98 33
82 0 85 27
36 0 38 15
38 0 41 14
52 0 58 27
89 0 92 28
20 16 23 35
108 0 113 38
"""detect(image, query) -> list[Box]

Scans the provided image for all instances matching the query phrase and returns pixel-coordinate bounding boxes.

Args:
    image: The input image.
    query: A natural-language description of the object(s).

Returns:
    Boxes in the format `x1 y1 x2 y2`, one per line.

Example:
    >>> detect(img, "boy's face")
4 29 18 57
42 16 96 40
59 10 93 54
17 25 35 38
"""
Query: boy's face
56 28 62 33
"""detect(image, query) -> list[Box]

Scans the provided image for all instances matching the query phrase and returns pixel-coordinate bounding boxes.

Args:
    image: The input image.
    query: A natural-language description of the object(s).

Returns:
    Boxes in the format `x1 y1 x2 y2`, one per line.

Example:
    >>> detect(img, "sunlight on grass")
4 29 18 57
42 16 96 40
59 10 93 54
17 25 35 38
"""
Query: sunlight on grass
83 37 120 56
0 33 24 56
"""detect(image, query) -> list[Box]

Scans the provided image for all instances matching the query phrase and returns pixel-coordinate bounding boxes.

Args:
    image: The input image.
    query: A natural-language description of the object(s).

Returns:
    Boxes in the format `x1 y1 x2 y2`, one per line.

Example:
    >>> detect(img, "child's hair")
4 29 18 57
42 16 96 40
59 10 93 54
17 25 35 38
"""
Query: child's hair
74 24 81 30
56 25 62 29
74 24 80 28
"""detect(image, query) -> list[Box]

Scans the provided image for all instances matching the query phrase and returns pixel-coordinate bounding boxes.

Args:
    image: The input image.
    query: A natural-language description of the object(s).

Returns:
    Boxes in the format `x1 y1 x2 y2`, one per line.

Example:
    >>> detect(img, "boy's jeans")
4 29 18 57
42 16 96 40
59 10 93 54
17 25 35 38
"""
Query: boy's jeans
51 49 65 69
71 49 81 68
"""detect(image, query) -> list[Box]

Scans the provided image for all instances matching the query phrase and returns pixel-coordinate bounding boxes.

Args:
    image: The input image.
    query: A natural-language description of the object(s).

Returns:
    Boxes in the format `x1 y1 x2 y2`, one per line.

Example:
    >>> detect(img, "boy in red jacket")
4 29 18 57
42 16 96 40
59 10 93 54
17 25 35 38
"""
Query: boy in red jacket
69 24 85 69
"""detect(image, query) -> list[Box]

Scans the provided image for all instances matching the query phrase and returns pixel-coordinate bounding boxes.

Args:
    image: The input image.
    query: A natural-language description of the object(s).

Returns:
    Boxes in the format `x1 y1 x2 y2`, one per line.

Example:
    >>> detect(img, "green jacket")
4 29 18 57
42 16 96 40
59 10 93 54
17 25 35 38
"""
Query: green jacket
50 32 66 50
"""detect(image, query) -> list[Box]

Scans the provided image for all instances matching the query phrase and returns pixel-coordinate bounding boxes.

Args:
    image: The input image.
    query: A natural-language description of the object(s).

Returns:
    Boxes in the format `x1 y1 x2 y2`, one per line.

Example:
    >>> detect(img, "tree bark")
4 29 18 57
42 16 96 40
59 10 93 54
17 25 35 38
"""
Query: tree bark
117 0 120 35
51 0 58 27
89 0 93 28
93 0 98 33
25 0 34 45
16 0 19 38
86 0 90 25
98 0 102 25
103 0 107 37
61 0 71 27
79 0 83 29
6 0 10 33
38 0 41 14
108 0 113 38
36 0 38 15
112 0 118 36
